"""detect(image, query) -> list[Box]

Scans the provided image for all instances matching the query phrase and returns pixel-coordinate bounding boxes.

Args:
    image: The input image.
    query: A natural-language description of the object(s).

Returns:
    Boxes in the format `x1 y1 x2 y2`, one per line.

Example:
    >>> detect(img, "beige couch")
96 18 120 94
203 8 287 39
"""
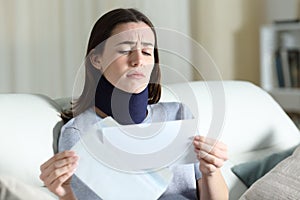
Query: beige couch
0 81 299 200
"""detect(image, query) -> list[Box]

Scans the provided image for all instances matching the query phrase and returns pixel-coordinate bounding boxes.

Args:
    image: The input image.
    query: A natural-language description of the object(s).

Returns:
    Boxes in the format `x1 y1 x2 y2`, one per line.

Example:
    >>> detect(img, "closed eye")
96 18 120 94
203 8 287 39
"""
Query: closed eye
118 50 152 56
118 50 131 55
142 48 153 56
142 51 152 56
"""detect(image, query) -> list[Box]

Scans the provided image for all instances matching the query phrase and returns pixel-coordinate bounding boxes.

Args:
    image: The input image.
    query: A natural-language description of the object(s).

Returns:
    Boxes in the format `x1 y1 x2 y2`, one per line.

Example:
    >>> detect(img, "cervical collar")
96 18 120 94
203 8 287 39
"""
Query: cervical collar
95 76 148 125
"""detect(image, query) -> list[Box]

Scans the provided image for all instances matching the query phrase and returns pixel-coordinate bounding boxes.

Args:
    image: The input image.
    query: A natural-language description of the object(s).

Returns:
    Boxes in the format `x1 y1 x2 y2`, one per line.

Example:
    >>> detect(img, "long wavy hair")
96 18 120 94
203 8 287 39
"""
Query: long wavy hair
62 8 161 122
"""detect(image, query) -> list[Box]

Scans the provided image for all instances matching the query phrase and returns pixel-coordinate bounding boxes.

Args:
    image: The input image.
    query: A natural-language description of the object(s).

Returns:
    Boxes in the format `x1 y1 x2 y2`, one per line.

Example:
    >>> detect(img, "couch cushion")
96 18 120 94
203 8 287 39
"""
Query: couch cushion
0 94 63 187
231 145 298 188
0 175 56 200
240 145 300 200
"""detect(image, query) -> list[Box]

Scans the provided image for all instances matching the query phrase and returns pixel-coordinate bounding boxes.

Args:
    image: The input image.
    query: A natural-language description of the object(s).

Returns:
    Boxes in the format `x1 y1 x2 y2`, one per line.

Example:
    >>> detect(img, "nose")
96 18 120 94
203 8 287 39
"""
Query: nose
129 49 143 67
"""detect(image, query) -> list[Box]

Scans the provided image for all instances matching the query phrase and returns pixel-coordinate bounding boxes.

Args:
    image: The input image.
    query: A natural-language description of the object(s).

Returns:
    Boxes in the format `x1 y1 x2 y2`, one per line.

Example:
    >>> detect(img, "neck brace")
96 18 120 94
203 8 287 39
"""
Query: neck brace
95 75 148 125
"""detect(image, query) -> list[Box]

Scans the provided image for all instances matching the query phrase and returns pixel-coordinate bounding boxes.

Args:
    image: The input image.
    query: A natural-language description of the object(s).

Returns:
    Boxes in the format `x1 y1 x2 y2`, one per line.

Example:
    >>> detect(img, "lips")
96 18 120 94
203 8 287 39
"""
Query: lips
127 71 145 79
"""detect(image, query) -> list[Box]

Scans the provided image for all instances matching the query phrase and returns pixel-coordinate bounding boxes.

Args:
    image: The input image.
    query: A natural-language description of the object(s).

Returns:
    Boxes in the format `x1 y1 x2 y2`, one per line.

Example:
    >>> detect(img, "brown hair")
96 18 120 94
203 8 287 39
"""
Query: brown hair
62 8 161 122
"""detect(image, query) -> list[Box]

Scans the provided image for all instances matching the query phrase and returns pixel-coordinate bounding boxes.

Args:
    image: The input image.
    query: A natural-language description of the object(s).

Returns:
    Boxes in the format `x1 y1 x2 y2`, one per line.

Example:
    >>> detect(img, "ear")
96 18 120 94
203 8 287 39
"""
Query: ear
89 49 103 71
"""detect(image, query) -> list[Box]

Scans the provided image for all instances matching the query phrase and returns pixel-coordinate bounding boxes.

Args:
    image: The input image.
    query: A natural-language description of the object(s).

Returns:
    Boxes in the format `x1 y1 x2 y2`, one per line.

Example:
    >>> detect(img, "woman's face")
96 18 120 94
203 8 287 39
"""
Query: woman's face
96 22 155 93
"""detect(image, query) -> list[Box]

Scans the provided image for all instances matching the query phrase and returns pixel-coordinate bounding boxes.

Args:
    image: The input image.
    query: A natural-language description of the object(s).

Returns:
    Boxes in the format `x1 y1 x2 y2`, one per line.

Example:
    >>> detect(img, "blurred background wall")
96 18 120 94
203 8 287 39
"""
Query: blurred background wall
0 0 299 98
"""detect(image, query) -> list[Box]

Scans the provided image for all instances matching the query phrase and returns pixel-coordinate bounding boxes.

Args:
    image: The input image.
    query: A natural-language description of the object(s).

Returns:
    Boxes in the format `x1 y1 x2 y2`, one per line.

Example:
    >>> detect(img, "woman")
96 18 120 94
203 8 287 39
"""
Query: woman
40 8 228 200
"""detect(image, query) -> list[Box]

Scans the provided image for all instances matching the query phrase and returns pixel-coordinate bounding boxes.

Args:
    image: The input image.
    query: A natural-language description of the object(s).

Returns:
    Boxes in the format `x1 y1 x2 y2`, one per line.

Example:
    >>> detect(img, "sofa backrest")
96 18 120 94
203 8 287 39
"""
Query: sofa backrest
160 81 300 158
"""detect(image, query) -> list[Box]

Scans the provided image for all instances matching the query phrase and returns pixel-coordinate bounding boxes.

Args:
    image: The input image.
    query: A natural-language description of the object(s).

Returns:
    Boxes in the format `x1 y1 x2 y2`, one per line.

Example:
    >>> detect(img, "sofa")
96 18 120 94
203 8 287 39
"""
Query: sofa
0 80 299 200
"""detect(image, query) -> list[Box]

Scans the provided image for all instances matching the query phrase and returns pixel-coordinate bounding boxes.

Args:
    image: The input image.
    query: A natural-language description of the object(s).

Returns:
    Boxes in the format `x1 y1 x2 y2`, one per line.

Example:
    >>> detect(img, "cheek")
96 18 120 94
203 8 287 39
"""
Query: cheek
145 63 155 77
144 56 155 71
103 62 125 84
148 57 155 66
147 68 154 78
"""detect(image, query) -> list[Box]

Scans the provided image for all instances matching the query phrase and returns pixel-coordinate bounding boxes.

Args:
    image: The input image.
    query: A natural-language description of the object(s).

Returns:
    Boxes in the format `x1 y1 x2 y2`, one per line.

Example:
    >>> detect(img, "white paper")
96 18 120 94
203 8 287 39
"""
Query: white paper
72 118 199 199
73 140 173 200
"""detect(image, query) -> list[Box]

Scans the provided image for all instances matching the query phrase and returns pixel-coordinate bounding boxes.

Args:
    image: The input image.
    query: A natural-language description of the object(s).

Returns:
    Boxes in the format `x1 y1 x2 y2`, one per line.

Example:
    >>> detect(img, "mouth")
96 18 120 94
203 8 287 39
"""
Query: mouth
127 71 145 79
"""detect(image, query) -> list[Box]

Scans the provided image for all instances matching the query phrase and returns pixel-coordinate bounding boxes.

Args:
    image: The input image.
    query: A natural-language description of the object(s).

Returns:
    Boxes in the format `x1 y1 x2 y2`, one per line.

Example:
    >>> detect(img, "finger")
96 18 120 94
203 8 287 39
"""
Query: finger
40 151 78 181
194 136 227 150
199 158 217 174
40 155 78 182
194 135 227 149
40 151 76 171
48 169 76 197
197 150 224 168
44 161 78 186
42 155 78 180
193 141 228 160
202 137 227 150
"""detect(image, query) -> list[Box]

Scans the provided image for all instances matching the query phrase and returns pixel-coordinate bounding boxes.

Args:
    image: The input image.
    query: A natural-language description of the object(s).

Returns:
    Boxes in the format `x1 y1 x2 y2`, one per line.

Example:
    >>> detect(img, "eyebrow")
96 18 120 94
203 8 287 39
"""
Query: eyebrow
115 41 154 47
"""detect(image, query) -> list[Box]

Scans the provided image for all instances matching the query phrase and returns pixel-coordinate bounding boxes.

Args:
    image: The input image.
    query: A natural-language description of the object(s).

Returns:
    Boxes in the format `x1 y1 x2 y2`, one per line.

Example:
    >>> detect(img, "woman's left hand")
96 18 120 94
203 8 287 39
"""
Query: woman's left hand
193 136 228 175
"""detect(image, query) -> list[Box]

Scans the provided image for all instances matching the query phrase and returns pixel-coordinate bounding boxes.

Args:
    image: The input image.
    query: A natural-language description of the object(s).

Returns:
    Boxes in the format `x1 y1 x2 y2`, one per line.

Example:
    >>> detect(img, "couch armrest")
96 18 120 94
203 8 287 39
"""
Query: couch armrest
0 94 63 187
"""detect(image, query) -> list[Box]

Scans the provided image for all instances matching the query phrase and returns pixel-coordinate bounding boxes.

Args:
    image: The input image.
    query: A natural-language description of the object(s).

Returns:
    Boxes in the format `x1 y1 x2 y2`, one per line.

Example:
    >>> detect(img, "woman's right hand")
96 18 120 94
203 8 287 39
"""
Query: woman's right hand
39 150 79 197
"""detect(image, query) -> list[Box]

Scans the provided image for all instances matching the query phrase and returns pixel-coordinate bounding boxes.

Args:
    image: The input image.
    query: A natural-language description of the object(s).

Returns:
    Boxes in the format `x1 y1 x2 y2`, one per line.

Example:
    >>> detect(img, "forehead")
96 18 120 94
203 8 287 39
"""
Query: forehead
109 22 155 44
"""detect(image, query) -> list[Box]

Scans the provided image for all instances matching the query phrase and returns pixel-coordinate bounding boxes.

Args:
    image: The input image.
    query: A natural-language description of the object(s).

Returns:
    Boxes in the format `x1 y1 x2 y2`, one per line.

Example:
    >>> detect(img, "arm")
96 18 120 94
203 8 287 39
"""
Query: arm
41 125 82 199
193 136 229 200
39 150 79 200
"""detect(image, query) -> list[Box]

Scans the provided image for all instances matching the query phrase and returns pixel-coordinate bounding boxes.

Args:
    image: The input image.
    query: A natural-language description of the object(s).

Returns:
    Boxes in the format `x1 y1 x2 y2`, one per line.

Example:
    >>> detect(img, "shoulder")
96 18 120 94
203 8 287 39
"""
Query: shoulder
148 102 193 122
59 108 99 151
62 107 99 132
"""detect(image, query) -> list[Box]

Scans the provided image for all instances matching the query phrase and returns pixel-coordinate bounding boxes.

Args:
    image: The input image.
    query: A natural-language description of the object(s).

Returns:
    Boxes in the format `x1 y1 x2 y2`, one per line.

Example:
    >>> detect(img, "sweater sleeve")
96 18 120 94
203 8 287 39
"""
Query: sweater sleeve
58 126 81 152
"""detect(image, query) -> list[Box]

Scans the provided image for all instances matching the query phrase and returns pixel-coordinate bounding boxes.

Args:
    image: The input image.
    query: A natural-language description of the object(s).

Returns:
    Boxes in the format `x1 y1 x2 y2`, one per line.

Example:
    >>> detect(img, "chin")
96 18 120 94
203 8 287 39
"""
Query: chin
120 83 147 94
116 79 148 94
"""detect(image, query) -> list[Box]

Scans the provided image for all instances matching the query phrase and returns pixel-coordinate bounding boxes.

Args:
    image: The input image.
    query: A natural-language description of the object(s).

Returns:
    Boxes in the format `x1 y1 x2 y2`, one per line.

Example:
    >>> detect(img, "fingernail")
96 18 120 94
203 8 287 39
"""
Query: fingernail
72 168 77 173
73 155 79 160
